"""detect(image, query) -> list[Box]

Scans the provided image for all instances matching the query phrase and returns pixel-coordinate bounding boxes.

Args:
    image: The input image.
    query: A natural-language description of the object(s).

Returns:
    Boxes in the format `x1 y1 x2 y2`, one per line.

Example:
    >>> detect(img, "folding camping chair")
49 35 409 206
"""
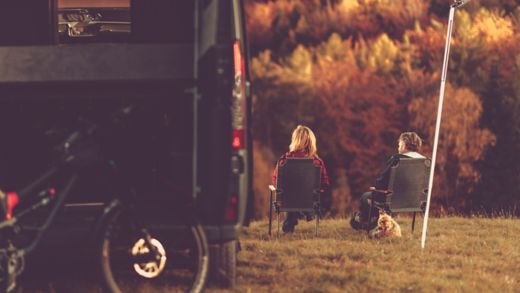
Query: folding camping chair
268 158 322 236
367 158 431 233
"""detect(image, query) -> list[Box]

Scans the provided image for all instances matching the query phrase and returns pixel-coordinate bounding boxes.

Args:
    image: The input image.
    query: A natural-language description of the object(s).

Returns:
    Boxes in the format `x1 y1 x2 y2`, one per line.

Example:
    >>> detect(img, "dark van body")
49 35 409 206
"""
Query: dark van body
0 0 252 287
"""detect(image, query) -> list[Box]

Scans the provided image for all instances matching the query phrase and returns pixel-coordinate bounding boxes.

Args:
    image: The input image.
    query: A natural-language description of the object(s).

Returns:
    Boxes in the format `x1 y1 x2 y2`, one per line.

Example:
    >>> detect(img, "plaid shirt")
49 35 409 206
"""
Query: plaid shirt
272 151 330 191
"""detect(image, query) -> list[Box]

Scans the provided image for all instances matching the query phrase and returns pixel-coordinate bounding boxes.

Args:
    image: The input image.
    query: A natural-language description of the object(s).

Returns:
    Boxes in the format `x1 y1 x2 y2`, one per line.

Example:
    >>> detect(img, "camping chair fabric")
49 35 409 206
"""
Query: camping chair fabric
368 158 431 233
387 158 431 212
268 158 322 236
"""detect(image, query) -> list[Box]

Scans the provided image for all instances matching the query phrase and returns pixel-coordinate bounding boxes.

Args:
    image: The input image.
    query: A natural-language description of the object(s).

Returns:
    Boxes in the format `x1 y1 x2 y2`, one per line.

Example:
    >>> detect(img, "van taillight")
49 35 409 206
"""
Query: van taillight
231 39 246 150
232 129 244 149
225 194 238 222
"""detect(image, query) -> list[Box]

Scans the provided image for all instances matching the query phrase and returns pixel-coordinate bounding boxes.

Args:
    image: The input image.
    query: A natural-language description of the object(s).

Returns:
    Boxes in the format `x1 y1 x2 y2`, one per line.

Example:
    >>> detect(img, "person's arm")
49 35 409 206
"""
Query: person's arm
369 186 390 194
321 164 330 190
314 157 330 191
374 155 400 190
272 155 286 186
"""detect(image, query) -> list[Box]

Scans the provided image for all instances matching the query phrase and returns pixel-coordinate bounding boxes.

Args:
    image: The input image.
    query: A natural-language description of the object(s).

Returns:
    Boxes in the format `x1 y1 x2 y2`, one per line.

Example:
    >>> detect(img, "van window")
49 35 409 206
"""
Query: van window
57 0 195 44
58 0 131 43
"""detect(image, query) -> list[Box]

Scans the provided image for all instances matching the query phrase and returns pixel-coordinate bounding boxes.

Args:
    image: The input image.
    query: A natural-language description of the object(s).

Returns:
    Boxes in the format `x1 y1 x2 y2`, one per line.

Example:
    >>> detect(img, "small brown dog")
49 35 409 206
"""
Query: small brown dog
369 211 402 239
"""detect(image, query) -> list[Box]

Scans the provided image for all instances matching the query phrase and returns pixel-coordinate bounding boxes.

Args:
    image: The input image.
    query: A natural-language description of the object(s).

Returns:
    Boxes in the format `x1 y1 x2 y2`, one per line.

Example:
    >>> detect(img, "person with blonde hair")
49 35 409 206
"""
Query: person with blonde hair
350 131 425 230
272 125 330 233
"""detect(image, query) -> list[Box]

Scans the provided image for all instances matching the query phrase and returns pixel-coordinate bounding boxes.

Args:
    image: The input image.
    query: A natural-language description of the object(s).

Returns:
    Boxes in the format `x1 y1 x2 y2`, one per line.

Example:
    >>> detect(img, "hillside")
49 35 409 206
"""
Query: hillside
208 216 519 292
248 0 520 216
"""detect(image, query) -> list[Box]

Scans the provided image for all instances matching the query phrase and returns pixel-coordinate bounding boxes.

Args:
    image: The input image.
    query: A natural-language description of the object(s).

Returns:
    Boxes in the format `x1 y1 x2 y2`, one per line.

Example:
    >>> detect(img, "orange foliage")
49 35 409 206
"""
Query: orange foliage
248 0 520 215
405 24 445 71
245 1 276 52
245 0 428 56
409 84 496 208
311 43 405 197
252 141 276 219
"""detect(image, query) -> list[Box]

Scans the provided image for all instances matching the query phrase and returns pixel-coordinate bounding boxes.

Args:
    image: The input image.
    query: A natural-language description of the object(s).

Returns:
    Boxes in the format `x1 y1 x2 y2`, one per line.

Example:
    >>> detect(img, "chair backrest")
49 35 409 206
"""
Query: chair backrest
276 158 321 212
386 158 431 212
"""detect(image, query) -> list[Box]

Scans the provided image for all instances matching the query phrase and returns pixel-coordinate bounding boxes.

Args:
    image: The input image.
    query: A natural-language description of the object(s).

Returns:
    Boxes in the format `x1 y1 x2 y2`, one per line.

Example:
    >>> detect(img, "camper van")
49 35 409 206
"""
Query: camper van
0 0 252 290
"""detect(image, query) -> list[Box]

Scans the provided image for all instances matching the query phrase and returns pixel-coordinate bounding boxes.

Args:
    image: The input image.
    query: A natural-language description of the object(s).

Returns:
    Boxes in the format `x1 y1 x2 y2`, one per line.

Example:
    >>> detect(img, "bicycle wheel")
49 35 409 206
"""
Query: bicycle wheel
99 208 209 293
0 251 10 293
0 251 22 293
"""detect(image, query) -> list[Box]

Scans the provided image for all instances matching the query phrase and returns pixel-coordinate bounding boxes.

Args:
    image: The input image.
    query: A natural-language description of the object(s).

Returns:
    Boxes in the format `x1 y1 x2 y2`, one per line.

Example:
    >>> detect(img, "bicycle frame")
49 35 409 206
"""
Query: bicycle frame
0 112 100 292
0 104 209 292
0 171 77 293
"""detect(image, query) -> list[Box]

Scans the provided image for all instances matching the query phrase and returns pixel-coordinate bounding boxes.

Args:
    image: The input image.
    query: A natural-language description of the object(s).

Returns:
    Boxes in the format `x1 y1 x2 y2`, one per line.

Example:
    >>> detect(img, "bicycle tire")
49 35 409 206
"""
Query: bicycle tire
0 251 17 293
0 251 9 293
99 208 209 293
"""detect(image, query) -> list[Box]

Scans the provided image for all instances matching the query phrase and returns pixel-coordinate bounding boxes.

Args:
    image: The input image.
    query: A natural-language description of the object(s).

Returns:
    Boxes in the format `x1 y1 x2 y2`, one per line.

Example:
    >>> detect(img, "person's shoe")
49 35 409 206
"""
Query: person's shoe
350 216 362 230
282 220 297 233
350 211 377 231
354 211 361 223
350 212 363 230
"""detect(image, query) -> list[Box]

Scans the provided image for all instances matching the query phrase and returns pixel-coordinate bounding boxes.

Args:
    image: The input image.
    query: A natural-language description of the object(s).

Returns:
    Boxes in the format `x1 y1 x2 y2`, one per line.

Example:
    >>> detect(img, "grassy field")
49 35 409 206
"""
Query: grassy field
207 216 520 293
18 216 519 292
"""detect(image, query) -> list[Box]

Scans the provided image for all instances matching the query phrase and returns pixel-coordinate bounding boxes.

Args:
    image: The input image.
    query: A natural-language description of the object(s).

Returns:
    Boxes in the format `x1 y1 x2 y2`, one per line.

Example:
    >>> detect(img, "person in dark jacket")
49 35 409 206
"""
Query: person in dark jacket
350 132 425 230
272 125 330 233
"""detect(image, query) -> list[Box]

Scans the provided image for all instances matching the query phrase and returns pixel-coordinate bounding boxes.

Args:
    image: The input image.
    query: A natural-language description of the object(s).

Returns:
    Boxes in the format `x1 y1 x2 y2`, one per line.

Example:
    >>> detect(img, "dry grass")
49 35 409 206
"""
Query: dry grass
207 216 520 293
19 216 520 292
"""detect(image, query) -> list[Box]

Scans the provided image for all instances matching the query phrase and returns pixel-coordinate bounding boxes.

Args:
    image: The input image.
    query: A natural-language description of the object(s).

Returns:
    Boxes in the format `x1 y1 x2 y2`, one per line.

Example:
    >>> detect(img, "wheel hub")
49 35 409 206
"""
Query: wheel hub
131 238 167 279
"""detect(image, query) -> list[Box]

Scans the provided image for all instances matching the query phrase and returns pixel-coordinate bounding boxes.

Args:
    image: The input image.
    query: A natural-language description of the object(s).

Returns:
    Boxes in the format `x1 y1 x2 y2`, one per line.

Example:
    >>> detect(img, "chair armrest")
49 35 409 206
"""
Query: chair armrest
268 185 276 192
312 189 324 195
369 186 390 194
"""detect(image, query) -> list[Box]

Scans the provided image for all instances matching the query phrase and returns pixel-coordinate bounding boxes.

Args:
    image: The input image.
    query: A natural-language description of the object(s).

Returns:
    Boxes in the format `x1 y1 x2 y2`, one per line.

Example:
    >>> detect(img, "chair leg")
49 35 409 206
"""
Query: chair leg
269 192 275 236
277 212 280 237
412 212 416 233
315 213 319 236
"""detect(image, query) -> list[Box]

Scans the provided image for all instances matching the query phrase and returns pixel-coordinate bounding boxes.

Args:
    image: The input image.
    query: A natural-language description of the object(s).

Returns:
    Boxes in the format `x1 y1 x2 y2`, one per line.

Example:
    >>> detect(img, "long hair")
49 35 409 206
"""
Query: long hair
289 125 317 157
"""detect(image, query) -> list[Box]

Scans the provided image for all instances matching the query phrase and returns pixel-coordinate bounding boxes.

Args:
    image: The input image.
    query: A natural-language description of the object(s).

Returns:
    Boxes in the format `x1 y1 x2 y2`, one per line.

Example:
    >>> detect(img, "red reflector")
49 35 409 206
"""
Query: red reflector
225 195 238 222
225 207 237 222
6 192 19 220
232 129 244 149
49 188 57 197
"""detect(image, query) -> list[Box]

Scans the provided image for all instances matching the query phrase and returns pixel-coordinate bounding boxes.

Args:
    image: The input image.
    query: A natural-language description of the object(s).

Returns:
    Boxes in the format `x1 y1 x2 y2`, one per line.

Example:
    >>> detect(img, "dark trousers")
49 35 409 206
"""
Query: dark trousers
360 191 390 222
282 212 299 232
349 192 381 230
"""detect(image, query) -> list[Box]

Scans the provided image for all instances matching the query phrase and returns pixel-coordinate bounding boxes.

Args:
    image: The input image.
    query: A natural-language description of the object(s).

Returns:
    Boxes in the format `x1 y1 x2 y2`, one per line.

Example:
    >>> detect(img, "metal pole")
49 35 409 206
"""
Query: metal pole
192 0 200 200
421 6 456 250
268 190 273 236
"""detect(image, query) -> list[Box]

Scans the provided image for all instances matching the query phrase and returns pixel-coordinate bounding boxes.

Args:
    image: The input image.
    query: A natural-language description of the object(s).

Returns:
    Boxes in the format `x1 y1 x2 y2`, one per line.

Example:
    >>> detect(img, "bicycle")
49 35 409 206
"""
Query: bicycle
0 105 209 293
98 201 209 293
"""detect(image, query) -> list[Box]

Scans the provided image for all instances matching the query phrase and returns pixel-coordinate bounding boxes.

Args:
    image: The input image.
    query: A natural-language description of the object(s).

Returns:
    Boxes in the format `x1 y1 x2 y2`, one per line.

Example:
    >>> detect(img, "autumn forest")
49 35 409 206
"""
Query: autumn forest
246 0 520 217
